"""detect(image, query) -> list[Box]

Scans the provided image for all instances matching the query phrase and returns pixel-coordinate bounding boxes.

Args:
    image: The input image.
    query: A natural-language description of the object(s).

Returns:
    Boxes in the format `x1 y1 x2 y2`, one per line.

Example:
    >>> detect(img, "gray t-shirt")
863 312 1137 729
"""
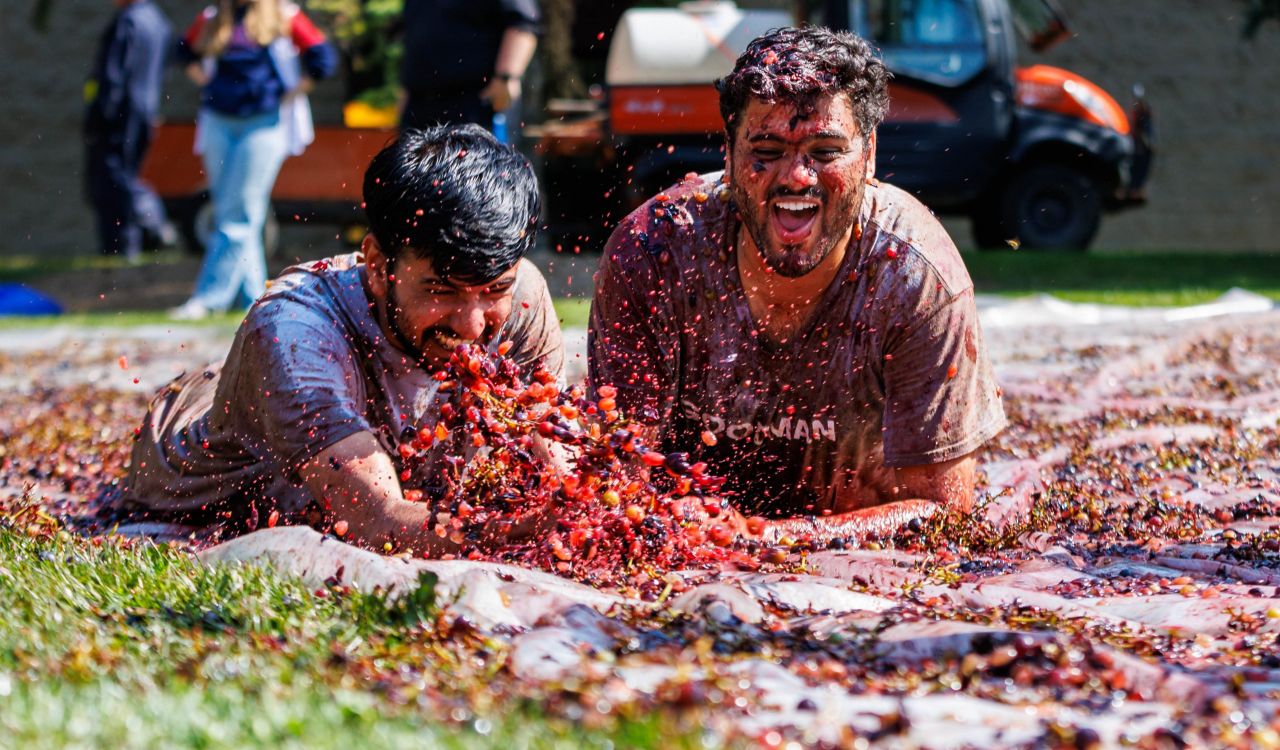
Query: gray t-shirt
124 253 563 522
589 175 1005 518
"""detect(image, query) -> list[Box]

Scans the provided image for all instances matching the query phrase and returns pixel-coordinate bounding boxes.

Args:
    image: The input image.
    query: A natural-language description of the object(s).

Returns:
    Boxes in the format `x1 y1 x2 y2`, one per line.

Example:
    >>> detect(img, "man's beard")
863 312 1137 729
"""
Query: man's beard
732 184 860 279
385 280 480 372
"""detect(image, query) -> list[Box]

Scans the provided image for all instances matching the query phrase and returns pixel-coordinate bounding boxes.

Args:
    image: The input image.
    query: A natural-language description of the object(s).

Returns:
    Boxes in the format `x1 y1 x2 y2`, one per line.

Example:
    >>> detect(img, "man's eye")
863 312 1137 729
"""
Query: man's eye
752 149 783 161
812 148 844 161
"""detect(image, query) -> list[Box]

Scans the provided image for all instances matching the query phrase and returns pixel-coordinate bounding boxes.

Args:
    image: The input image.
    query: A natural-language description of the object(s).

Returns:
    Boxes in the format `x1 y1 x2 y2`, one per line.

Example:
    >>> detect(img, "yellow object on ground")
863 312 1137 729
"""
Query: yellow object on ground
343 101 398 129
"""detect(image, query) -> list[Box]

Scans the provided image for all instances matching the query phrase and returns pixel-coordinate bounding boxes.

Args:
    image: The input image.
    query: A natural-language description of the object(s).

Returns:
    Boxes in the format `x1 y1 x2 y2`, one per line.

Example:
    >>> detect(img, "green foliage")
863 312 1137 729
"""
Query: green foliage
308 0 405 106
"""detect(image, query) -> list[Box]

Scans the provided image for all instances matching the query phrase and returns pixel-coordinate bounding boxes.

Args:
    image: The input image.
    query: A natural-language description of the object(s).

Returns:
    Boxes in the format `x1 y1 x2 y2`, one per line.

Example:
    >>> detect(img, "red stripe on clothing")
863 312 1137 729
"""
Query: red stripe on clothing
290 11 327 50
183 7 213 46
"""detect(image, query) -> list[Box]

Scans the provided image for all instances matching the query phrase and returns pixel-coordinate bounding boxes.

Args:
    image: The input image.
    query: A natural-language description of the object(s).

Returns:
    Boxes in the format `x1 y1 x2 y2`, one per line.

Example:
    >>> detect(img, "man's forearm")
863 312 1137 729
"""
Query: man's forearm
762 500 938 546
494 28 537 77
299 431 465 557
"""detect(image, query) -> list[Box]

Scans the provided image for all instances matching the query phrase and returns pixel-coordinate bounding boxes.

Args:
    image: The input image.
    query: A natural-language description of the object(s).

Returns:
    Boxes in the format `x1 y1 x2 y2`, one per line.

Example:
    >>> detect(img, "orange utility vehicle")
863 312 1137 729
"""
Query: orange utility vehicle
538 0 1152 251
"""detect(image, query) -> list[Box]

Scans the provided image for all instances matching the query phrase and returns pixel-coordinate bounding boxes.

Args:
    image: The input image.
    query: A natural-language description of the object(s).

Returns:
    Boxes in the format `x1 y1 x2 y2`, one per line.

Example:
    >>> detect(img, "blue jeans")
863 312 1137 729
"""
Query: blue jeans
191 109 287 311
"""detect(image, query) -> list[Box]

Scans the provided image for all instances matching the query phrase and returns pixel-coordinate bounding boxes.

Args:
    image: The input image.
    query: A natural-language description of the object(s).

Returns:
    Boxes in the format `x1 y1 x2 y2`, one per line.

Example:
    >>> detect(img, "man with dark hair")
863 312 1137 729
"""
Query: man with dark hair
122 125 563 554
84 0 173 259
589 27 1006 541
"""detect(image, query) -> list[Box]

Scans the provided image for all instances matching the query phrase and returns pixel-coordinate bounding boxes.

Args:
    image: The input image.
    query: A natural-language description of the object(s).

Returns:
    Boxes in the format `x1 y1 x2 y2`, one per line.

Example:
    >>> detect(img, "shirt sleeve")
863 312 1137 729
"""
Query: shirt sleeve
219 302 372 474
499 0 542 34
587 216 680 424
174 8 210 66
879 282 1006 467
290 11 338 80
503 262 565 383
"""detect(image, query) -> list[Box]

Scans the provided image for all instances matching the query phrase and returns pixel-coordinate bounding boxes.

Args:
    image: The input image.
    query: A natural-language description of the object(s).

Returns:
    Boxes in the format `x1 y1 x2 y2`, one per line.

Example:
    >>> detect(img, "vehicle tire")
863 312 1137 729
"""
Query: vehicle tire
969 206 1008 250
181 193 282 258
980 163 1103 251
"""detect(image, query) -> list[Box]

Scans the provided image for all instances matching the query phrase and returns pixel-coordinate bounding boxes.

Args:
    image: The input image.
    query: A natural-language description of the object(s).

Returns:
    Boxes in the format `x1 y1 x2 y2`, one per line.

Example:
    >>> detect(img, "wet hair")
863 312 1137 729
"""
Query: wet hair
363 124 540 283
716 26 890 143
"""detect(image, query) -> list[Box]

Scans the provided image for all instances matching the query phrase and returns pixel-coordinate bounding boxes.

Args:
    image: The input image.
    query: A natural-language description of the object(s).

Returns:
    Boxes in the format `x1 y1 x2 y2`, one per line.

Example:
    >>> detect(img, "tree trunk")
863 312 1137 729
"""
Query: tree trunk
541 0 587 100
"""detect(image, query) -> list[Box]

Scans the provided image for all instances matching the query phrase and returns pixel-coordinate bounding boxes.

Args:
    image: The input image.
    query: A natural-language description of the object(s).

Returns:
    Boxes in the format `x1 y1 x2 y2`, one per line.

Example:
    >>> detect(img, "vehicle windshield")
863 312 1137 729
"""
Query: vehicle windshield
848 0 987 86
1006 0 1070 51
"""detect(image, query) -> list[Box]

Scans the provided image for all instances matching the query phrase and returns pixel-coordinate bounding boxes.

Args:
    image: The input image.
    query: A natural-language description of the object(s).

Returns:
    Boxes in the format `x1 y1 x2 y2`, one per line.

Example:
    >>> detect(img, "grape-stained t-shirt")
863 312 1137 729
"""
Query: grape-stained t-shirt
124 253 563 523
589 174 1005 518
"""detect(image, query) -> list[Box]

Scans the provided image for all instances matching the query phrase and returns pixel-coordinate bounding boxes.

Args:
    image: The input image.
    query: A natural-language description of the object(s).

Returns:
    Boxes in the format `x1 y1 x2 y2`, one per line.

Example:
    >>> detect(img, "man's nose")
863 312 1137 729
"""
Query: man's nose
781 154 819 190
448 300 489 341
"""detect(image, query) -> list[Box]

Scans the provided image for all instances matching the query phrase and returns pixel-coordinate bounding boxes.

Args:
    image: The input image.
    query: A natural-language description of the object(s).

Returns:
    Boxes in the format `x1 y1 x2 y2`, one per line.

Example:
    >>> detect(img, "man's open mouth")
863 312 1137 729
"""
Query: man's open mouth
771 198 821 242
420 332 470 362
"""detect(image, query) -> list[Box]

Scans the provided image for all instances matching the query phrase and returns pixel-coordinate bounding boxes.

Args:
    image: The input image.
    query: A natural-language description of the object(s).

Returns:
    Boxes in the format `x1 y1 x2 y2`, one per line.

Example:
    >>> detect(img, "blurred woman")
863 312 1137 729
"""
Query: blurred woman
169 0 336 319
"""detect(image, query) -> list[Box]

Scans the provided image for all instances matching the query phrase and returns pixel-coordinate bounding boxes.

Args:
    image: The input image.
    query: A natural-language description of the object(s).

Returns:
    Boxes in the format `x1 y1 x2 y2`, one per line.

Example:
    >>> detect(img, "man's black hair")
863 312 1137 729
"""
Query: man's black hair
363 124 540 283
716 26 890 143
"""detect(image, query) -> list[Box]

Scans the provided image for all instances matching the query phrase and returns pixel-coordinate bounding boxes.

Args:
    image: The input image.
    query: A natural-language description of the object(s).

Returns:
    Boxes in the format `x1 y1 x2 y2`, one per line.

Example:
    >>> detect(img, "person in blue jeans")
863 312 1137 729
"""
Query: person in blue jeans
169 0 336 319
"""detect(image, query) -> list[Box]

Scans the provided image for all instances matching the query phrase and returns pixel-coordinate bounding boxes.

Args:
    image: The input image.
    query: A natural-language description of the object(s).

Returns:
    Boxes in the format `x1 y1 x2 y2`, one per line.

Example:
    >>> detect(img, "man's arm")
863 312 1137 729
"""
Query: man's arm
893 452 977 513
755 453 977 545
299 432 458 556
298 431 550 556
480 28 537 112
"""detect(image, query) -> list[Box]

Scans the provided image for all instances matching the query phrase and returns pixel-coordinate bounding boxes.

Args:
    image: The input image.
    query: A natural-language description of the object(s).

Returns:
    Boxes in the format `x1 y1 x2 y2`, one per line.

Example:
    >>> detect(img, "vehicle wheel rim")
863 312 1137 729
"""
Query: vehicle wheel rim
1025 187 1075 236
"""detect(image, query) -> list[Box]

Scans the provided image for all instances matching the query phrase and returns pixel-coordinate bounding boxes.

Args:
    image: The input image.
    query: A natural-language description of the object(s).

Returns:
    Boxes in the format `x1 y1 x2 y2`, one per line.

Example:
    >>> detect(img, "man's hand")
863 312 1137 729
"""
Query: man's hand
480 76 521 113
283 76 316 102
669 495 749 528
184 62 210 87
753 501 939 547
736 452 979 547
298 431 550 557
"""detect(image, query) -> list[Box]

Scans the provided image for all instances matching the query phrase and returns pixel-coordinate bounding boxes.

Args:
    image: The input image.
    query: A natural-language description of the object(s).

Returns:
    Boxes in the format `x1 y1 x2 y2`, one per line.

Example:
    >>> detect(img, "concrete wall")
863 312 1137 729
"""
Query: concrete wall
1 0 1278 256
0 0 347 258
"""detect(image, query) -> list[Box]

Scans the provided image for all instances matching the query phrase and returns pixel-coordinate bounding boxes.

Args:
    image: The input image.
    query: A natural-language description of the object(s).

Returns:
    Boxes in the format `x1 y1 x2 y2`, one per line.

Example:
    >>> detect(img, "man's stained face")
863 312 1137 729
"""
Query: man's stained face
727 93 876 278
366 239 519 370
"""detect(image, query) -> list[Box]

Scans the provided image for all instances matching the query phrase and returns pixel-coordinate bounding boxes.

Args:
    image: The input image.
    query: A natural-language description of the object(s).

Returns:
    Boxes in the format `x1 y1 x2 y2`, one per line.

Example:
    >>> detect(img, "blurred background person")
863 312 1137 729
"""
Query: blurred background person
168 0 336 320
398 0 540 136
83 0 173 261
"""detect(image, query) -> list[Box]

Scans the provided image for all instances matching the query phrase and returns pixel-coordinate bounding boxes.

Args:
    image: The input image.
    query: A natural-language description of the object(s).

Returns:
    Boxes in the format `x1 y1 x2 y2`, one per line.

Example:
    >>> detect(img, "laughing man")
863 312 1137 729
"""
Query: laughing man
588 27 1006 541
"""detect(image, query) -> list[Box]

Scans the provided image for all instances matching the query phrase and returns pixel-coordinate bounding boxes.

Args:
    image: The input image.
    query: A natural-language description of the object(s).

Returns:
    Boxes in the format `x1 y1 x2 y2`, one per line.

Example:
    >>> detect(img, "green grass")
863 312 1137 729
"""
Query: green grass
1 253 1275 331
553 298 591 329
0 521 708 749
0 252 184 283
962 251 1280 306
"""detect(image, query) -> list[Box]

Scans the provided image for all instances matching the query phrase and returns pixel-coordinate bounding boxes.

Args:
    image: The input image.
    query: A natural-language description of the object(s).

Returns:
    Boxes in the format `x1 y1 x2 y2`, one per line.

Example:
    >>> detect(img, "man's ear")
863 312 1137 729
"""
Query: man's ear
865 130 878 182
363 234 388 299
723 130 734 175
